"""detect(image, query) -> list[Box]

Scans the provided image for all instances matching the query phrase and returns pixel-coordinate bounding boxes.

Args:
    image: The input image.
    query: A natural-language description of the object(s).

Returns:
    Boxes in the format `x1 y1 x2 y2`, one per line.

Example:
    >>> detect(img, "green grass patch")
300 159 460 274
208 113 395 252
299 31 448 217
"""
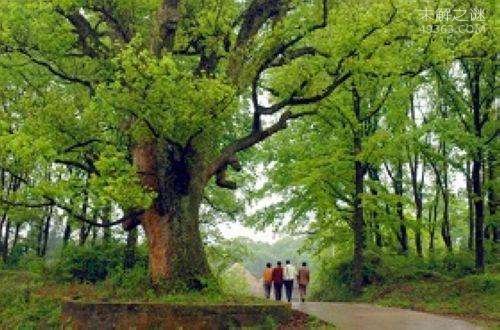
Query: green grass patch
359 272 500 327
0 270 275 328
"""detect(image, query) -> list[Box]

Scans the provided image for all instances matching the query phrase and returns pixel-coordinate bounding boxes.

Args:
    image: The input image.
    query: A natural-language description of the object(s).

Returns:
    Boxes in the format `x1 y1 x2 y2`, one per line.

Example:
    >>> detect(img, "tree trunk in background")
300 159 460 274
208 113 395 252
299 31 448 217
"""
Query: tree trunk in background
470 62 485 272
428 190 439 254
409 95 423 257
0 170 4 256
394 162 408 254
465 161 475 250
368 167 382 248
428 204 434 253
41 207 52 257
36 219 44 256
78 187 90 246
12 223 20 249
131 141 211 292
440 142 452 252
102 205 111 243
352 157 365 295
0 216 4 256
2 219 10 262
351 87 365 295
487 152 498 243
63 219 71 246
409 159 424 257
473 156 484 271
124 227 138 269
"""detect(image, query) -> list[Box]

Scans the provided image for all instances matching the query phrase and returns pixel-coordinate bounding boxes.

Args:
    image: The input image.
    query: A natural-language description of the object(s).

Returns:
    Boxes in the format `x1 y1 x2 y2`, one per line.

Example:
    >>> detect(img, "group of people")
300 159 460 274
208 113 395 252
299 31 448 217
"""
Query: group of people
262 260 310 302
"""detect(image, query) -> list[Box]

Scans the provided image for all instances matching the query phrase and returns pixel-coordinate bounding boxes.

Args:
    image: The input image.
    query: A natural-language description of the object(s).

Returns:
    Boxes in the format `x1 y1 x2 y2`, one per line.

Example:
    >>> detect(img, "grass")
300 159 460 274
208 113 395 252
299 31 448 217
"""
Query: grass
0 270 278 328
358 272 500 328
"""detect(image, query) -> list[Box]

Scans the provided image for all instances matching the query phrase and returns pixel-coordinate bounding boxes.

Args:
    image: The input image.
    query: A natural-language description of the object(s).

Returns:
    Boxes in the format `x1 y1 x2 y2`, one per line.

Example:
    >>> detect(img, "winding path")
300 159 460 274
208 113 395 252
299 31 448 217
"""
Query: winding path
292 302 482 330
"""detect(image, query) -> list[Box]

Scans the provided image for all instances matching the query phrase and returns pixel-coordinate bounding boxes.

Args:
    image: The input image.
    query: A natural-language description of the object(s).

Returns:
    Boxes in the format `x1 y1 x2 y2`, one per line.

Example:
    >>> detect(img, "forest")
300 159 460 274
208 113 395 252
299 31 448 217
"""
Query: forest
0 0 497 328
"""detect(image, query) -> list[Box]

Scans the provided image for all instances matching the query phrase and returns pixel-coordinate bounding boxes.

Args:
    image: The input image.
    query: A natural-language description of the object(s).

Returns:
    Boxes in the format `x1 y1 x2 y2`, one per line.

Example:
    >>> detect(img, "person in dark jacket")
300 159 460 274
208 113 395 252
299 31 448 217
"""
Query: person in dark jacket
272 261 284 301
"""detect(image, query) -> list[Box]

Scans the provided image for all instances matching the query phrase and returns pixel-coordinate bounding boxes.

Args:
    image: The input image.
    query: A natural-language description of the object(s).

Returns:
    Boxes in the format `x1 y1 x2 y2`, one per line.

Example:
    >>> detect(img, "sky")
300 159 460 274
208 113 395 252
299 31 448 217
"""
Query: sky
217 221 282 243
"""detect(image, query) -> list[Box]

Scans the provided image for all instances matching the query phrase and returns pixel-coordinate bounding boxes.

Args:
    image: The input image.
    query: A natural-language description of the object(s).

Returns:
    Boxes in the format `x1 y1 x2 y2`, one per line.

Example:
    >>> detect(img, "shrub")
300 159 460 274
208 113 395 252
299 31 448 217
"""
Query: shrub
4 243 30 268
51 243 123 283
50 242 149 283
439 252 476 277
310 250 484 300
104 264 152 299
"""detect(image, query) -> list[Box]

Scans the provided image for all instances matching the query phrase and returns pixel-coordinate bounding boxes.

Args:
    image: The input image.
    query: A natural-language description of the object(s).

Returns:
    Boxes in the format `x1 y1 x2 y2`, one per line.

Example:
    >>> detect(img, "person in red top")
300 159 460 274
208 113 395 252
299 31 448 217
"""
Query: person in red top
272 261 284 301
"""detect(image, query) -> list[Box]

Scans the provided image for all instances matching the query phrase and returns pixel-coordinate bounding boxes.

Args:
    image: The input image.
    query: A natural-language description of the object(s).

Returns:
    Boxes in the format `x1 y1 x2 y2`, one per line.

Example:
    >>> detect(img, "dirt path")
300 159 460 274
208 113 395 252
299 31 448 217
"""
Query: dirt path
292 302 482 330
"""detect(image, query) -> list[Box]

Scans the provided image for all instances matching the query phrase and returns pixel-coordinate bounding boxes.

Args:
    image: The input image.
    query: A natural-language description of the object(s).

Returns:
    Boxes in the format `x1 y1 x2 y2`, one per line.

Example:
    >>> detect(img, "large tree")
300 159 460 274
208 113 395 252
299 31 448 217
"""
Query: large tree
0 0 389 291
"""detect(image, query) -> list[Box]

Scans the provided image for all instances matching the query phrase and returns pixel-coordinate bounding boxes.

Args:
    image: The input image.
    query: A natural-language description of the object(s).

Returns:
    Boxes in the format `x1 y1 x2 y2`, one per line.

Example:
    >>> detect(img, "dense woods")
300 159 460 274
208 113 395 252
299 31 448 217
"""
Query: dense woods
0 0 497 327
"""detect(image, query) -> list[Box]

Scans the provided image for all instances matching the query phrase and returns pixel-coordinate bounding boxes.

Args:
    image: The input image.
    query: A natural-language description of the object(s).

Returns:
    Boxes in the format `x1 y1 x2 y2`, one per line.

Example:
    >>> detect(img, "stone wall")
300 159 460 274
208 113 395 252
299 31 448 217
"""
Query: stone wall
61 300 291 329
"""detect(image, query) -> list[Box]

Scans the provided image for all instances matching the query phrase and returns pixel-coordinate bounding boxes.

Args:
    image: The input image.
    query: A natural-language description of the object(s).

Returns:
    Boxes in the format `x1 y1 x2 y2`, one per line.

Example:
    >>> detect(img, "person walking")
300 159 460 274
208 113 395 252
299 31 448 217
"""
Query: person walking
272 261 284 301
262 262 273 299
297 262 310 302
283 260 297 302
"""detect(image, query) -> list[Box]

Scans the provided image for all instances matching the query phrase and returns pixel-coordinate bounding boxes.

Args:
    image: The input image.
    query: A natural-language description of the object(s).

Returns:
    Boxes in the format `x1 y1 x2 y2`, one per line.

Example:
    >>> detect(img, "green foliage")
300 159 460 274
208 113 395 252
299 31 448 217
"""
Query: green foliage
104 264 154 300
0 271 60 329
361 271 500 324
51 243 147 283
311 251 496 301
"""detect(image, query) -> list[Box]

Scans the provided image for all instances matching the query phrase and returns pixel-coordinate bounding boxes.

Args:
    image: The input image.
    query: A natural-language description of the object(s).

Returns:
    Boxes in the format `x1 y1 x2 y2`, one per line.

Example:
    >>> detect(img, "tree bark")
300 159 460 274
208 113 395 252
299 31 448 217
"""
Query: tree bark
63 219 71 246
41 207 53 256
2 219 10 262
0 215 4 256
408 95 423 257
130 141 211 292
394 162 408 254
368 167 382 248
351 87 364 295
470 62 484 272
487 152 497 243
440 141 452 252
12 223 20 249
465 161 475 250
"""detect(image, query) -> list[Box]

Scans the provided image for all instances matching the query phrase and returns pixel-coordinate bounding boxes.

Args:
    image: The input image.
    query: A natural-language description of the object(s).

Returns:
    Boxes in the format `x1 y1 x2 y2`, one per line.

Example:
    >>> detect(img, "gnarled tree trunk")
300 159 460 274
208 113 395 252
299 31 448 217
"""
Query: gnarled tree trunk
130 141 211 292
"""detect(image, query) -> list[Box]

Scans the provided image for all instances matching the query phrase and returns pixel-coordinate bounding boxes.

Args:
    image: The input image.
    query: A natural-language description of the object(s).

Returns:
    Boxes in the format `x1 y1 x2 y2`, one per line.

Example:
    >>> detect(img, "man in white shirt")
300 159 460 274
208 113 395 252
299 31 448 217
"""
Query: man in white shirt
283 260 297 302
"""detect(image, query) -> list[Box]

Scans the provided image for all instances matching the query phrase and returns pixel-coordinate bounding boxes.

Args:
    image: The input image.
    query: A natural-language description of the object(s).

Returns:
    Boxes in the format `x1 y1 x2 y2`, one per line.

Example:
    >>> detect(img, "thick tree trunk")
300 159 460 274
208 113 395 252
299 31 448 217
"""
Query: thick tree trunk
132 141 211 292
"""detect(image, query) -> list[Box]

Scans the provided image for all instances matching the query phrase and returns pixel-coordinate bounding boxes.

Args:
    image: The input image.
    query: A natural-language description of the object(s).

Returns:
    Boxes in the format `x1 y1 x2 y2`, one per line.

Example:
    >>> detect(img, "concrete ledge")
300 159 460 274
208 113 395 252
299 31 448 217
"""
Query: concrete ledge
61 300 291 329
